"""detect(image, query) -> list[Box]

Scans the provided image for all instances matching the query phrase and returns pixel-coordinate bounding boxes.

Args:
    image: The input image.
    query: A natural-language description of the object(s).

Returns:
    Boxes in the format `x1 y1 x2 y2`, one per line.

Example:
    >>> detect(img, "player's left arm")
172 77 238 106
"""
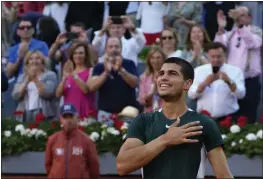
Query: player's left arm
202 116 233 178
207 147 233 178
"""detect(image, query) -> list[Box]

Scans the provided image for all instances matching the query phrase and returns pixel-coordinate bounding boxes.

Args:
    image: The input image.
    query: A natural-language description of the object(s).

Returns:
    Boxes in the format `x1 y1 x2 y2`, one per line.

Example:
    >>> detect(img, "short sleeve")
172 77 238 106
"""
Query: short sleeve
92 63 104 76
40 42 49 57
8 46 18 63
202 116 224 153
124 60 138 77
126 114 146 143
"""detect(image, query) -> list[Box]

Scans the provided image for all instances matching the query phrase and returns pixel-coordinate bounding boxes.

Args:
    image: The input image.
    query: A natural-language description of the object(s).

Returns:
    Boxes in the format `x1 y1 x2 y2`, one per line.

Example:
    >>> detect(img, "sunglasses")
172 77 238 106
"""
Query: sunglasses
18 25 32 30
236 37 241 48
161 36 173 40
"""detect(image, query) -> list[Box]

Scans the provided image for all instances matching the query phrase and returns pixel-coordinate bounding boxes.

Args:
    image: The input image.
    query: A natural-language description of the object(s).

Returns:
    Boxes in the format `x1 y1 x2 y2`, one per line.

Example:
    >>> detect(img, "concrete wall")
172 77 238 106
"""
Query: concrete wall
2 152 262 177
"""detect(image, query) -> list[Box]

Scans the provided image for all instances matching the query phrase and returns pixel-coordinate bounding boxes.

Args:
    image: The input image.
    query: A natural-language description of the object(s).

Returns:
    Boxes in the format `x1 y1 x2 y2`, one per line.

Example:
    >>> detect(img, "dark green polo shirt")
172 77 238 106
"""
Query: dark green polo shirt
126 109 223 179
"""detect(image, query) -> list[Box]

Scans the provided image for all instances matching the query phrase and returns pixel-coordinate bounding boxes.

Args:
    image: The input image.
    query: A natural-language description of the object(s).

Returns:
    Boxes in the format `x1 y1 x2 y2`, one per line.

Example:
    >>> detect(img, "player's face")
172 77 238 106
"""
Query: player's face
156 63 186 101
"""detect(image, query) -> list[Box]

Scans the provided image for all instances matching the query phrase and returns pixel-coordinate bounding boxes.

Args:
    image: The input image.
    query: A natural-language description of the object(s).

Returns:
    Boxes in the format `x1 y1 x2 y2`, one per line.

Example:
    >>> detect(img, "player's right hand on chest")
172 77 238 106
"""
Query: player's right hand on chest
163 118 203 146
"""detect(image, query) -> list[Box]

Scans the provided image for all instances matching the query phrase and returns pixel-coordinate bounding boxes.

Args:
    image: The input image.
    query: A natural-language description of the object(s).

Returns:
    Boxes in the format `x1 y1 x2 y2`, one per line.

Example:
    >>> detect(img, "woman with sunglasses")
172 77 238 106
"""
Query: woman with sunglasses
159 28 182 58
12 50 58 122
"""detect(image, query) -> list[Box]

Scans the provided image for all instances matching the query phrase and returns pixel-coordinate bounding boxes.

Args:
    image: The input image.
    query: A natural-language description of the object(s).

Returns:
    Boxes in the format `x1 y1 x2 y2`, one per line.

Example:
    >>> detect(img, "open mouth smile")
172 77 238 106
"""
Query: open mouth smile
159 83 172 90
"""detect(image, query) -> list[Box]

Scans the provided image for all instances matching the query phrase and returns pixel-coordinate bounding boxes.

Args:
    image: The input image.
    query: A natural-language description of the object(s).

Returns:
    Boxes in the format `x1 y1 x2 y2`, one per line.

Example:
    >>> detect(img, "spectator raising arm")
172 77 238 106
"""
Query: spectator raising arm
92 18 112 56
48 32 67 60
214 10 228 46
124 16 146 53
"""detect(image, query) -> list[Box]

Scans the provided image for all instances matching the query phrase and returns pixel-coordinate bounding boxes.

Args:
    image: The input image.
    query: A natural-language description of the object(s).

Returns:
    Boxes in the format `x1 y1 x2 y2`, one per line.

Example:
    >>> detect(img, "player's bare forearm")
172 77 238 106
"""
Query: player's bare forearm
116 135 167 176
208 147 233 178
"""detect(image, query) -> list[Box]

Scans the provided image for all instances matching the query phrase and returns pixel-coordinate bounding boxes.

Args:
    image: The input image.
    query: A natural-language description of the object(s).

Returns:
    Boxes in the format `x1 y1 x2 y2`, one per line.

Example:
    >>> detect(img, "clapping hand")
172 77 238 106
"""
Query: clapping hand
217 10 227 29
228 9 241 21
228 7 248 26
163 118 203 146
203 74 218 86
103 55 113 74
192 41 202 59
63 60 74 78
219 71 230 83
18 42 29 60
113 56 123 72
27 65 38 81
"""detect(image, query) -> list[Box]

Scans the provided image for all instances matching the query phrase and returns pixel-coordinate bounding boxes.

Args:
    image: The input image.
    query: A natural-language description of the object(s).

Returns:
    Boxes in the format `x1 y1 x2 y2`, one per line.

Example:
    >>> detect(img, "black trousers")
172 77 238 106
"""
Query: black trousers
216 111 239 122
237 76 261 123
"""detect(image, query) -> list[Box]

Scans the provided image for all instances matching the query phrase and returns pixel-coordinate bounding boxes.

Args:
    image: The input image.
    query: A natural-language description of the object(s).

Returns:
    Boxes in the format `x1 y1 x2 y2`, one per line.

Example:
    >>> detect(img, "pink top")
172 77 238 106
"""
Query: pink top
214 25 262 78
64 69 96 118
138 73 162 112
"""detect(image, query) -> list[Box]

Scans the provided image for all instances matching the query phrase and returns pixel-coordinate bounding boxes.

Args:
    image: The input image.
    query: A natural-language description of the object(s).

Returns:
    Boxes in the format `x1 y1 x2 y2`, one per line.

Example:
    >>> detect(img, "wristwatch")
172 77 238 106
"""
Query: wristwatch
73 74 79 80
226 79 234 86
118 68 126 75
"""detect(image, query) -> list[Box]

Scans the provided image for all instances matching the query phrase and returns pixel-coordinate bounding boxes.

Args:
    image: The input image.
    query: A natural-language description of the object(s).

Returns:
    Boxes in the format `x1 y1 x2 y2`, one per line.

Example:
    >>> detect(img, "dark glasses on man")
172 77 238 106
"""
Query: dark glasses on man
161 36 173 40
18 25 32 30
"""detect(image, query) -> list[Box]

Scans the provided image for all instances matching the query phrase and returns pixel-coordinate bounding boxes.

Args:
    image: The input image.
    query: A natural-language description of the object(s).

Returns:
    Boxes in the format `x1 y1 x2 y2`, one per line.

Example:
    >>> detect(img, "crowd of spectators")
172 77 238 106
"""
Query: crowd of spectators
1 1 263 125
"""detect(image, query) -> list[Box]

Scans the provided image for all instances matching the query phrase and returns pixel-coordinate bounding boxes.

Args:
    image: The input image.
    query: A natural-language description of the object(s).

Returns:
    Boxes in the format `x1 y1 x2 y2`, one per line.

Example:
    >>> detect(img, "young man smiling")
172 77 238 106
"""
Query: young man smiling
116 57 233 179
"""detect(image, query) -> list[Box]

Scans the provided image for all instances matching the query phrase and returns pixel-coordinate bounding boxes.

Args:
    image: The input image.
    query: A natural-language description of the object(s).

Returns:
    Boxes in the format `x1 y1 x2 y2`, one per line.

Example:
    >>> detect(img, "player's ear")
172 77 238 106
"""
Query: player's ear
183 79 193 90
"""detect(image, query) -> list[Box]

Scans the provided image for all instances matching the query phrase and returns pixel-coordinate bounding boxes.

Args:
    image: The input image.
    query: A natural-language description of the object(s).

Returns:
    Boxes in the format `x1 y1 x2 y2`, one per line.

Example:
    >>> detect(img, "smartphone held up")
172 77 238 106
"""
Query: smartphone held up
110 16 123 24
65 32 79 40
212 66 221 74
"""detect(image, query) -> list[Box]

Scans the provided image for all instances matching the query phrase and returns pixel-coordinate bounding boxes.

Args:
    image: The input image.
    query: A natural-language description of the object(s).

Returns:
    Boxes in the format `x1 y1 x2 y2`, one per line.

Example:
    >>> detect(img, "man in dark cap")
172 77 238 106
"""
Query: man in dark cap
45 104 100 179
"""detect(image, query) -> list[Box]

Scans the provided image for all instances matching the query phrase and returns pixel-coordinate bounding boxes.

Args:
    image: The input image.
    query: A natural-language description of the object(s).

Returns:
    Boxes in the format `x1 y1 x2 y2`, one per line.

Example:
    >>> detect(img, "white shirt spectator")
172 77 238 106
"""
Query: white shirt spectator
43 2 69 32
137 2 169 34
92 29 146 65
167 50 183 58
188 63 246 118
